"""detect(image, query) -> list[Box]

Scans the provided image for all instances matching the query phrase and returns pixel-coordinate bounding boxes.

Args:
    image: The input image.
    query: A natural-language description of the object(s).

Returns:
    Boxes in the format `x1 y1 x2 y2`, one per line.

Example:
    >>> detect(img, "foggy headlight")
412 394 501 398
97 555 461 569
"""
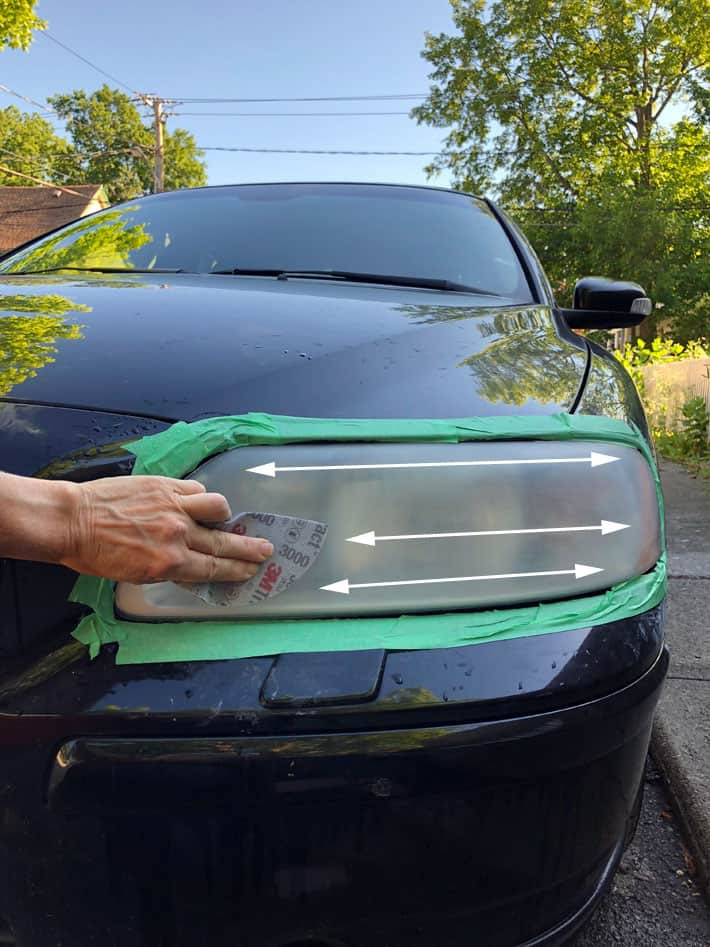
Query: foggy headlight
115 439 661 621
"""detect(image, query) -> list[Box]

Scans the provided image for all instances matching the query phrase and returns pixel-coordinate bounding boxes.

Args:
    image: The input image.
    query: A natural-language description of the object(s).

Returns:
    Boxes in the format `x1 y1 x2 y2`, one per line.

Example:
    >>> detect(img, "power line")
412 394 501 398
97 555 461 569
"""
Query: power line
0 146 143 170
513 203 710 213
168 94 426 103
0 163 90 197
38 31 137 96
0 84 56 114
174 110 413 117
200 146 437 155
0 145 71 167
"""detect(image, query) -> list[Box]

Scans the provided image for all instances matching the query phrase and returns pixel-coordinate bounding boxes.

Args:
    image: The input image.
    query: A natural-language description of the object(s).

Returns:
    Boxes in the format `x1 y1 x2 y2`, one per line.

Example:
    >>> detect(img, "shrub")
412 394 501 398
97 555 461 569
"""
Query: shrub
614 337 708 395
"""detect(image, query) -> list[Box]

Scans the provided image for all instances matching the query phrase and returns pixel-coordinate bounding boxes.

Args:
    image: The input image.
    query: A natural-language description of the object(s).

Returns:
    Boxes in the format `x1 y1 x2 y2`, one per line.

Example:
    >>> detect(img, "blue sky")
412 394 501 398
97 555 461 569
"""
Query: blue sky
2 0 458 188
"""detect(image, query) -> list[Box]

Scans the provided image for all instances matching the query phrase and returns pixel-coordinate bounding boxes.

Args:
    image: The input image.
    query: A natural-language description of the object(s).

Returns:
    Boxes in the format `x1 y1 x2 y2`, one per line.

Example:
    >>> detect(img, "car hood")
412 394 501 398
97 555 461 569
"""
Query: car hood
0 272 587 421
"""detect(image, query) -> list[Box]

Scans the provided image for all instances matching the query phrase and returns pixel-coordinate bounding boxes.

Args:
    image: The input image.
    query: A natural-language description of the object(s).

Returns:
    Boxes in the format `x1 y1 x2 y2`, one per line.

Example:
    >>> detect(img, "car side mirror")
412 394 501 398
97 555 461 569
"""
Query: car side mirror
559 277 653 330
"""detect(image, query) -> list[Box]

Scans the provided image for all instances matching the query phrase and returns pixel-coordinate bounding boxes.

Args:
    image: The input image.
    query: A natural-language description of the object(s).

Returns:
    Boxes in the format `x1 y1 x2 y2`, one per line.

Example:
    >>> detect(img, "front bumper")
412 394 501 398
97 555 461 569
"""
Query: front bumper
0 610 667 947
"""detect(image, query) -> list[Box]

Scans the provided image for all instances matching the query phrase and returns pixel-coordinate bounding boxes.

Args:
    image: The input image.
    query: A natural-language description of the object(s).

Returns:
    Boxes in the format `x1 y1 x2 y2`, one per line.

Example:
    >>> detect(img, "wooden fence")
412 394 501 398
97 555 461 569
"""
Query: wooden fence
641 358 710 439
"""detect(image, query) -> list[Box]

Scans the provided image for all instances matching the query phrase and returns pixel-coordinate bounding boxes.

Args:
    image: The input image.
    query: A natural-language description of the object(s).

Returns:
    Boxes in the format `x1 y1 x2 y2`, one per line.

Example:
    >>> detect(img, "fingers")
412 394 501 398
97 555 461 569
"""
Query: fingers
188 522 273 563
173 550 267 583
179 490 232 523
171 478 207 496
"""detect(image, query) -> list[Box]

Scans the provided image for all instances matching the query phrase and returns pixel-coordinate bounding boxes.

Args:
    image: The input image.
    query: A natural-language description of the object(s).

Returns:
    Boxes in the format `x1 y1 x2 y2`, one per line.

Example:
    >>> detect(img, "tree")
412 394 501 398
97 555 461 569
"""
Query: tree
163 127 209 193
413 0 710 336
0 106 77 186
0 0 44 51
48 86 207 202
48 86 152 202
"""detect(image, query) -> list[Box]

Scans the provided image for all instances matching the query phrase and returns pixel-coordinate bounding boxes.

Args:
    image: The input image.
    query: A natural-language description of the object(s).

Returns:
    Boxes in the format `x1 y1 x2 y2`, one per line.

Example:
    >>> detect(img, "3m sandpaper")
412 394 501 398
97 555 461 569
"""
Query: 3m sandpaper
181 512 328 607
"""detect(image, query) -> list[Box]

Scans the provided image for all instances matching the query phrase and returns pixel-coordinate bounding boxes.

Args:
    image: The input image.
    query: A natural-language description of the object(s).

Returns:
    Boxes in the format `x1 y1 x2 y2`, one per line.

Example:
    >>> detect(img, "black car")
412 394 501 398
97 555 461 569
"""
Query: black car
0 183 665 947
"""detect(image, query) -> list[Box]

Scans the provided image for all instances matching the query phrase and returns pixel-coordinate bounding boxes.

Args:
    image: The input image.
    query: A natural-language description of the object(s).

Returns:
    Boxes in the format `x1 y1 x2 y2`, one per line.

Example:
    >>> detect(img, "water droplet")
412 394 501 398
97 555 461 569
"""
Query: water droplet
371 777 392 798
464 668 473 677
391 673 403 685
518 681 523 691
551 661 557 669
442 691 449 702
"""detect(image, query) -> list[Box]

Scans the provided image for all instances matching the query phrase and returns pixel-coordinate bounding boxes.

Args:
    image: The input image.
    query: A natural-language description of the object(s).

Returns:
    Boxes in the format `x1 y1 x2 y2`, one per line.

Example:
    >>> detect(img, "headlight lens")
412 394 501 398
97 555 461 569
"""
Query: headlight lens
115 439 661 621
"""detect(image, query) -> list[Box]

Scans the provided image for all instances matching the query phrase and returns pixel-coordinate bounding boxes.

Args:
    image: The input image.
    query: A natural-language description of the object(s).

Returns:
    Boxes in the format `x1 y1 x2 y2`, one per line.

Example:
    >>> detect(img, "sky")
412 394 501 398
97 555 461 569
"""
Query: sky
1 0 458 188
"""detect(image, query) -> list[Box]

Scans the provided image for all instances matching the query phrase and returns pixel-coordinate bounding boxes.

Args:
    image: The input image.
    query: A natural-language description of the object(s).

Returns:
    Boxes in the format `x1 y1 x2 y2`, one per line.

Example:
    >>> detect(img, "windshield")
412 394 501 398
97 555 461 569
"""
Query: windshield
0 183 533 302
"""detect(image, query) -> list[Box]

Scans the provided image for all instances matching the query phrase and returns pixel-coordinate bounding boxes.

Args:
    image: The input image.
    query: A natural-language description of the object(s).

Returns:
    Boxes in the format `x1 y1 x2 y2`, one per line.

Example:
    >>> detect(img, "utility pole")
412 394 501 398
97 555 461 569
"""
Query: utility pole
151 97 165 193
137 94 169 193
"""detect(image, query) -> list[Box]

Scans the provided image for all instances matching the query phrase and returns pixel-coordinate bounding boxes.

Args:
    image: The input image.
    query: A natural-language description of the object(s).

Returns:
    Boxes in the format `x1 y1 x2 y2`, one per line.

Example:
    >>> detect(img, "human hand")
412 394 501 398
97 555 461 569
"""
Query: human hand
59 476 273 583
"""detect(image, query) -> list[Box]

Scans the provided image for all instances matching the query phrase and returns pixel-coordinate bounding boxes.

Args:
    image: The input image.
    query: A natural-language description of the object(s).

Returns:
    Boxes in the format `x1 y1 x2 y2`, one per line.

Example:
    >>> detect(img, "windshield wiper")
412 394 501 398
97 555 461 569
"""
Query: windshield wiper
3 266 184 275
210 268 500 296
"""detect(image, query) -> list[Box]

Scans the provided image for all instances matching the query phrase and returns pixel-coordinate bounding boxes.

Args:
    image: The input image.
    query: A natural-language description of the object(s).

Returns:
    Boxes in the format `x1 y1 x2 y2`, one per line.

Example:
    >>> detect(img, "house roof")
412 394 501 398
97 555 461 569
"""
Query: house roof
0 184 109 254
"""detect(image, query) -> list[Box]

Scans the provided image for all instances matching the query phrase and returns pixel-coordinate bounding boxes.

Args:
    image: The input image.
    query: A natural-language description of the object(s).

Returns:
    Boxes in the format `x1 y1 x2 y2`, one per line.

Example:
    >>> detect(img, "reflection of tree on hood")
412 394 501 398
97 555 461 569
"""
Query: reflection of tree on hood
0 294 89 396
393 303 543 328
1 207 152 274
459 329 584 407
393 302 507 326
394 303 585 408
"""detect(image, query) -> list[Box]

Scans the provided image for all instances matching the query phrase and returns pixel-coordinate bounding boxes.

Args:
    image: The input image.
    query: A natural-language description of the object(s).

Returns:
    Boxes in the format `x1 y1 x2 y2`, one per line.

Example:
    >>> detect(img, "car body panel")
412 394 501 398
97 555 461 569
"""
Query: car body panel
0 275 587 420
0 185 665 947
0 644 667 947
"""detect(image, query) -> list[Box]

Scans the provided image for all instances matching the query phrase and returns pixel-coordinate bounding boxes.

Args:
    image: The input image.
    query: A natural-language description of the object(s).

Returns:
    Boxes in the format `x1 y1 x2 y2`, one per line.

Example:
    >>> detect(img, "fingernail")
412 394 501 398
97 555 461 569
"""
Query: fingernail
258 540 273 559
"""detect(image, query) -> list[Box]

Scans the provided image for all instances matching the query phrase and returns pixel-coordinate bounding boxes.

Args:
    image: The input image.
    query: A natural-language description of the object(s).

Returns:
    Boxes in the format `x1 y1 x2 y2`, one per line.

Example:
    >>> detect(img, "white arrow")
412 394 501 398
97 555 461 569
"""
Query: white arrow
321 563 604 594
347 520 629 546
247 451 619 478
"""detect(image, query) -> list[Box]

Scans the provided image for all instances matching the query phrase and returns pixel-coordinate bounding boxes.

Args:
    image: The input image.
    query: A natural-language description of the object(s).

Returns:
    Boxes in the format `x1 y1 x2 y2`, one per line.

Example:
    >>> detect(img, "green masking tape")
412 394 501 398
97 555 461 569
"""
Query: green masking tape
70 413 667 666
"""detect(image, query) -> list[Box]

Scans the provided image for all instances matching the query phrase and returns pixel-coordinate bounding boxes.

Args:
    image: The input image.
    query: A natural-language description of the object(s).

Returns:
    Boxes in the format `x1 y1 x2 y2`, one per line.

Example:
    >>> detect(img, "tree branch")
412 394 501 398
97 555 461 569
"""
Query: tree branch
496 61 577 198
654 62 693 121
652 59 707 112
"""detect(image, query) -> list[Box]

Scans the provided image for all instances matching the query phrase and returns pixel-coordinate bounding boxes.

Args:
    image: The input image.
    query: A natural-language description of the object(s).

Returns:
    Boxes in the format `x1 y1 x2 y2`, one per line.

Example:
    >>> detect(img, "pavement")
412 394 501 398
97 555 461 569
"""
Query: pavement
651 460 710 897
577 760 710 946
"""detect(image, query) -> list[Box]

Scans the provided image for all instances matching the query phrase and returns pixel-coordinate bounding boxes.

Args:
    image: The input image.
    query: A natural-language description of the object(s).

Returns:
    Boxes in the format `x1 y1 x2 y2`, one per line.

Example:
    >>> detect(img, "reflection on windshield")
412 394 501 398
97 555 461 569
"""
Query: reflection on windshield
0 293 89 396
0 207 152 275
0 185 534 303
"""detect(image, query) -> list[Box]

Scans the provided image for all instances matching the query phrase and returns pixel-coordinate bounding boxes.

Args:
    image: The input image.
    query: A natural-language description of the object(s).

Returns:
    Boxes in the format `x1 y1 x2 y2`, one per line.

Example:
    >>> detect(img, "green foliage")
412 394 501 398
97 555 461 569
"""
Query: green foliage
415 0 708 202
519 182 709 337
49 86 151 202
414 1 710 337
614 336 708 392
0 0 44 51
617 336 710 462
654 396 709 459
163 127 207 193
0 106 76 185
0 293 89 396
666 292 710 346
47 86 207 202
680 396 710 455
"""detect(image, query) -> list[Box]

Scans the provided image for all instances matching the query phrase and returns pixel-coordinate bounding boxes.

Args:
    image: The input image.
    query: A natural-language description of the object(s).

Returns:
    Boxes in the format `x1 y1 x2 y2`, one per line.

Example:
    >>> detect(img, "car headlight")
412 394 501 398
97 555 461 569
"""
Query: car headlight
115 439 661 621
